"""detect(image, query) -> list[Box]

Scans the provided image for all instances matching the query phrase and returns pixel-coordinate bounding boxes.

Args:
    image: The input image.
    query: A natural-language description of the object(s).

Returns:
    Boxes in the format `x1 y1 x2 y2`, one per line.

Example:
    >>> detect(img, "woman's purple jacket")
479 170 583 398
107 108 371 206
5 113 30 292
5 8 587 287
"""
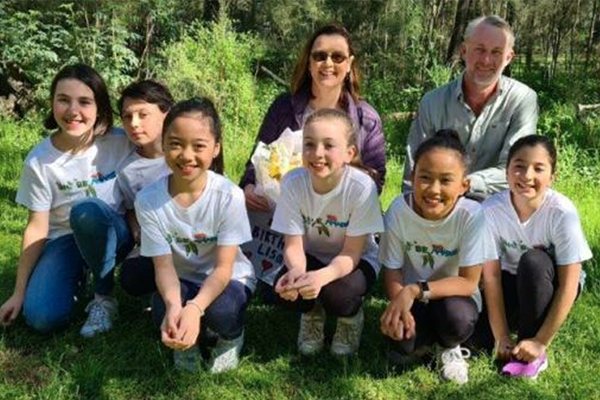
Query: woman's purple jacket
239 88 387 193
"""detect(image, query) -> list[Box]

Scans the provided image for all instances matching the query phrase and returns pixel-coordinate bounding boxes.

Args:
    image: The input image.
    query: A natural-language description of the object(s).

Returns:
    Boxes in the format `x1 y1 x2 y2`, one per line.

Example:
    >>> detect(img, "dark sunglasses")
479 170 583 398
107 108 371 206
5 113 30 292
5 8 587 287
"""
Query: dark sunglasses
310 51 349 64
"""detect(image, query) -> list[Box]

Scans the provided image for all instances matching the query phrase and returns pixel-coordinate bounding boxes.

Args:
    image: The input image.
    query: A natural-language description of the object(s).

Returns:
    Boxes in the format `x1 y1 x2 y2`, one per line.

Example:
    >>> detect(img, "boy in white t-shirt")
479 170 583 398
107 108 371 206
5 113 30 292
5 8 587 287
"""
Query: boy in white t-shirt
379 130 488 385
115 80 174 297
135 98 255 373
271 109 384 357
476 135 592 379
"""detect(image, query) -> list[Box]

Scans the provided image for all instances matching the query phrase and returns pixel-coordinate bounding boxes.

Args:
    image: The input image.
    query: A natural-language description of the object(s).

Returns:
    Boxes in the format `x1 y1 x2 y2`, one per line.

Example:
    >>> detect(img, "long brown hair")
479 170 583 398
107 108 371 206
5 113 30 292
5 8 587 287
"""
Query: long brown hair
290 24 361 106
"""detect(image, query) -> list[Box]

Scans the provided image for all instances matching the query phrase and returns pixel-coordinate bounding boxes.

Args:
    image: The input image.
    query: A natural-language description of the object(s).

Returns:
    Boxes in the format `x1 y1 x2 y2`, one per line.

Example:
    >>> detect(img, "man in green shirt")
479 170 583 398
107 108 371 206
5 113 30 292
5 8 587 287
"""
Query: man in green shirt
404 15 538 197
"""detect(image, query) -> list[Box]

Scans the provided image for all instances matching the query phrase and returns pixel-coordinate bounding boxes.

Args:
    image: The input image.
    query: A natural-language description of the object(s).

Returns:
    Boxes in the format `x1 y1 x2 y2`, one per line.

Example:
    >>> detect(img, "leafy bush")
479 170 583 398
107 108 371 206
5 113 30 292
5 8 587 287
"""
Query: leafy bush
0 3 139 112
158 17 267 179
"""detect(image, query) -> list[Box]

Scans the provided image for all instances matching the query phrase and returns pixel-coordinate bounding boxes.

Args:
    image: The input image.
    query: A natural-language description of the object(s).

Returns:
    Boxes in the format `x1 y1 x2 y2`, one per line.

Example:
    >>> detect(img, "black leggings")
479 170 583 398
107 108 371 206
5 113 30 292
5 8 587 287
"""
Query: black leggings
473 249 572 350
274 253 376 317
120 255 156 297
391 296 479 354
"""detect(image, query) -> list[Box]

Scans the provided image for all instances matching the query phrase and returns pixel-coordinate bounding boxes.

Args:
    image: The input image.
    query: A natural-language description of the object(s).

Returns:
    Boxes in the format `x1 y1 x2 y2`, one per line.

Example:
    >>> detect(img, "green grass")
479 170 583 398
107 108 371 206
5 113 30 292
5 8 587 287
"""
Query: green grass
1 113 599 400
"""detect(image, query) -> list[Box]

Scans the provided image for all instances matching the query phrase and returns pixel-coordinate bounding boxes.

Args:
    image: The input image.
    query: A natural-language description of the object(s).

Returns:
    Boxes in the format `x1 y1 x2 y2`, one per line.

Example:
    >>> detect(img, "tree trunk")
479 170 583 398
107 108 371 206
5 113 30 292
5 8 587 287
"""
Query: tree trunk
585 0 599 70
568 0 581 75
445 0 470 66
203 0 220 23
524 0 537 71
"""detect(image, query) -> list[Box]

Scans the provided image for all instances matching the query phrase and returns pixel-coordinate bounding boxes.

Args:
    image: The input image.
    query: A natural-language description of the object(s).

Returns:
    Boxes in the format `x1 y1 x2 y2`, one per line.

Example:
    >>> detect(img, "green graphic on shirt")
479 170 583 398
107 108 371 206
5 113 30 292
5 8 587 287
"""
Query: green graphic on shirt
404 241 458 269
499 238 555 260
499 238 529 256
166 232 199 256
55 171 116 198
301 214 331 237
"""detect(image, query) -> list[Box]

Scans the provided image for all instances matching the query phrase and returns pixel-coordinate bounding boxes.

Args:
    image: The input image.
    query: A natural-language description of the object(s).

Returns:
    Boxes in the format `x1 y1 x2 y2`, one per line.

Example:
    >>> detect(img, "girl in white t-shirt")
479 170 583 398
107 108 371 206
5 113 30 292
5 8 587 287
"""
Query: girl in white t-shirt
135 98 255 373
271 108 384 357
0 64 135 337
379 130 487 385
478 135 592 379
116 80 174 297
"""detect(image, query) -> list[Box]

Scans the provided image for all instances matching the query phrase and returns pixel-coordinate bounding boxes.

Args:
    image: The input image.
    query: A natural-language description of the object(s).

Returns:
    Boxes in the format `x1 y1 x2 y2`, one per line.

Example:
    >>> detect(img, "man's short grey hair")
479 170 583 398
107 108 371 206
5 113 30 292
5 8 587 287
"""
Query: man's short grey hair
464 15 515 49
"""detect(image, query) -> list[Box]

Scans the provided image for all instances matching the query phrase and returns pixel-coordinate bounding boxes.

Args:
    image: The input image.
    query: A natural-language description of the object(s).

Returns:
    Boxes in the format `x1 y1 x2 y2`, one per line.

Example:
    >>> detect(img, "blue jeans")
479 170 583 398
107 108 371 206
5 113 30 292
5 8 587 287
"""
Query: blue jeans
22 198 134 333
152 279 252 340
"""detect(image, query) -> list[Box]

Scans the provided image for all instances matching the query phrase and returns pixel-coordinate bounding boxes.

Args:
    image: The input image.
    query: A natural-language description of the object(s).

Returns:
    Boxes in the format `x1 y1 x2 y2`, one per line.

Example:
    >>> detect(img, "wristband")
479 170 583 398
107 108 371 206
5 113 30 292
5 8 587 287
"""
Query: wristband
418 280 431 304
185 300 205 317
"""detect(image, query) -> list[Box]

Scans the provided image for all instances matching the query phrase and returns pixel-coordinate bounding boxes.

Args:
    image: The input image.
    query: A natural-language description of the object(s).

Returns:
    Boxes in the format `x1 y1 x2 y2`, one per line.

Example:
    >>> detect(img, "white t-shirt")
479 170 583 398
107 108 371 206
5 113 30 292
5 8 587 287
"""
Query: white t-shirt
271 166 384 274
117 152 171 210
483 189 592 279
15 129 134 240
379 195 489 310
135 171 256 291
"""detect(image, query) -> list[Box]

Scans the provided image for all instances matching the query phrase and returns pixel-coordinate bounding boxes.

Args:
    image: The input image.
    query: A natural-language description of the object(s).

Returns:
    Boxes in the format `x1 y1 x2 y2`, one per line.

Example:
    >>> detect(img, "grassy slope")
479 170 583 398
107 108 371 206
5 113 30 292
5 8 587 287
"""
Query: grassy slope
0 115 599 400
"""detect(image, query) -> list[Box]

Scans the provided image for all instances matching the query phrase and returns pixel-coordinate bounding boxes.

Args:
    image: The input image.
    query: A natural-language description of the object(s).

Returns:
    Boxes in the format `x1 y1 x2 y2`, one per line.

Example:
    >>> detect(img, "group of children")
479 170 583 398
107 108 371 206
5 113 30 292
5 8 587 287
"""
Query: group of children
0 64 592 384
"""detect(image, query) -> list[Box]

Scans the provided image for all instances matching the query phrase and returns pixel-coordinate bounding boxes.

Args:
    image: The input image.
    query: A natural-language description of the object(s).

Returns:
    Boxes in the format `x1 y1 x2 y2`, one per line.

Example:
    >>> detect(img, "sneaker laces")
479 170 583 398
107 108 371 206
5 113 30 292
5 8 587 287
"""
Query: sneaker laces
334 314 362 347
299 307 325 343
85 299 113 328
441 346 471 365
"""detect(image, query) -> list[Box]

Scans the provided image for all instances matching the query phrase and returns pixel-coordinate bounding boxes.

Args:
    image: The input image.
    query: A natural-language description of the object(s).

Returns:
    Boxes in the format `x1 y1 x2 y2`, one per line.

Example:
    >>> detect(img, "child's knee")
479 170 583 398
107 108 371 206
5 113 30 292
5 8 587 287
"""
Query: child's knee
23 305 70 333
518 249 553 281
69 198 110 229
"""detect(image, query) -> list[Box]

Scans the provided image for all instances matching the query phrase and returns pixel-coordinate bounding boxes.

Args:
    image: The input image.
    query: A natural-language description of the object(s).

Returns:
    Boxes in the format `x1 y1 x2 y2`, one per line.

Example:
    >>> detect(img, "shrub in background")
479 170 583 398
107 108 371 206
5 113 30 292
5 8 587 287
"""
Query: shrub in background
159 17 267 179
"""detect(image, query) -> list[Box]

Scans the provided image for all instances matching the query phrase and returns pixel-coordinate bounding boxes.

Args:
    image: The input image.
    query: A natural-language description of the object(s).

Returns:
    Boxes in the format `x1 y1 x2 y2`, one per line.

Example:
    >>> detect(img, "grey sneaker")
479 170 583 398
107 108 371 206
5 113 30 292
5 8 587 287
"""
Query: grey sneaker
208 331 244 374
330 307 364 356
297 303 326 356
173 344 202 372
439 345 471 384
80 297 118 338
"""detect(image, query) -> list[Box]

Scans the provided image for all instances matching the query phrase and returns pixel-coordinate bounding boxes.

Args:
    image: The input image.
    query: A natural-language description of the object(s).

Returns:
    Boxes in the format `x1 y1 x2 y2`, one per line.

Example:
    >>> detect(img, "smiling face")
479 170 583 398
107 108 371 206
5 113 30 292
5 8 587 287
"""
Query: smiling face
52 78 97 139
121 98 167 149
461 23 513 89
507 144 554 205
412 148 469 221
308 34 354 93
303 118 356 193
164 115 220 185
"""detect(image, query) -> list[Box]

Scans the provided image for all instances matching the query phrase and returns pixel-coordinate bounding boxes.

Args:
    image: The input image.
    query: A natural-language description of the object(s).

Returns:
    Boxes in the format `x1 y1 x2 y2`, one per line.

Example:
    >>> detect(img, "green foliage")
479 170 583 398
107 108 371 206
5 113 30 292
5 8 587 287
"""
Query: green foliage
0 2 139 111
158 17 267 179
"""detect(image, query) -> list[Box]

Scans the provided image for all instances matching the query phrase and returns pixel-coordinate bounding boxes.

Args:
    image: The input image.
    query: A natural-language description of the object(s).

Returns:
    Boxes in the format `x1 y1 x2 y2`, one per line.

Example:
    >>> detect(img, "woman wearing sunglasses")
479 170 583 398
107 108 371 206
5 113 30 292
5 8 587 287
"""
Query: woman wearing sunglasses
240 24 386 209
240 24 386 298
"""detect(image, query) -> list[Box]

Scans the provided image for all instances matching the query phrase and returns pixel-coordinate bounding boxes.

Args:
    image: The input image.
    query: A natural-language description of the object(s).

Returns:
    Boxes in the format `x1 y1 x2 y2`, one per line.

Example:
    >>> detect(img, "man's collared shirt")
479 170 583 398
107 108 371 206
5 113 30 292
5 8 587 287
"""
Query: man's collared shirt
404 73 538 195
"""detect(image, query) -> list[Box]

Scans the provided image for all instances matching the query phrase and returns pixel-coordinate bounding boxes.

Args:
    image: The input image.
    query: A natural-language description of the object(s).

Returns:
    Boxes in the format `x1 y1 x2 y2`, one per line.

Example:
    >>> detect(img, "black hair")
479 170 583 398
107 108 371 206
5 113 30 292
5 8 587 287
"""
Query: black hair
412 129 469 172
507 135 557 173
44 64 113 136
162 97 224 175
117 80 175 115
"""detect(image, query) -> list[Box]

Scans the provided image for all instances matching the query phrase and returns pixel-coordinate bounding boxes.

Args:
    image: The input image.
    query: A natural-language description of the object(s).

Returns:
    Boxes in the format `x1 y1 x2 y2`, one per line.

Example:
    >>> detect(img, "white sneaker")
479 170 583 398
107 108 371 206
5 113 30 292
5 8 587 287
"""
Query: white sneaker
208 331 244 373
173 344 202 372
297 304 326 355
439 345 471 384
80 297 118 338
331 307 364 356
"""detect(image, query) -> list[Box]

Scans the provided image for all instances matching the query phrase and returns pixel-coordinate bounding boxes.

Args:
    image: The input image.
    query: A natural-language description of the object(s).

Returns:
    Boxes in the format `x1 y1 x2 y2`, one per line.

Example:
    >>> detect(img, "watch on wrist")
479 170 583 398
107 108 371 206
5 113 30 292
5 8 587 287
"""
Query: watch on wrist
418 280 431 304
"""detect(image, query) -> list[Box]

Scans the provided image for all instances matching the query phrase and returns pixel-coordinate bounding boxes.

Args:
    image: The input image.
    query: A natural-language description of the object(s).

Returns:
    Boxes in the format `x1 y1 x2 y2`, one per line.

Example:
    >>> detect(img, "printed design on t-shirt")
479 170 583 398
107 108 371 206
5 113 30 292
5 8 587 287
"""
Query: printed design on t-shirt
500 237 555 260
499 238 528 256
301 213 349 237
55 171 117 198
404 240 458 269
165 231 217 256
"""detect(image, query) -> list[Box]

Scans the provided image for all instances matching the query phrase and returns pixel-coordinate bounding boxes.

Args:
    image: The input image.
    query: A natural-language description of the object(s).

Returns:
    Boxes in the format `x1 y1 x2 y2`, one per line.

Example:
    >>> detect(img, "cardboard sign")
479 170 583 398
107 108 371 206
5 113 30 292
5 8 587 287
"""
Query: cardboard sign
241 210 285 285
